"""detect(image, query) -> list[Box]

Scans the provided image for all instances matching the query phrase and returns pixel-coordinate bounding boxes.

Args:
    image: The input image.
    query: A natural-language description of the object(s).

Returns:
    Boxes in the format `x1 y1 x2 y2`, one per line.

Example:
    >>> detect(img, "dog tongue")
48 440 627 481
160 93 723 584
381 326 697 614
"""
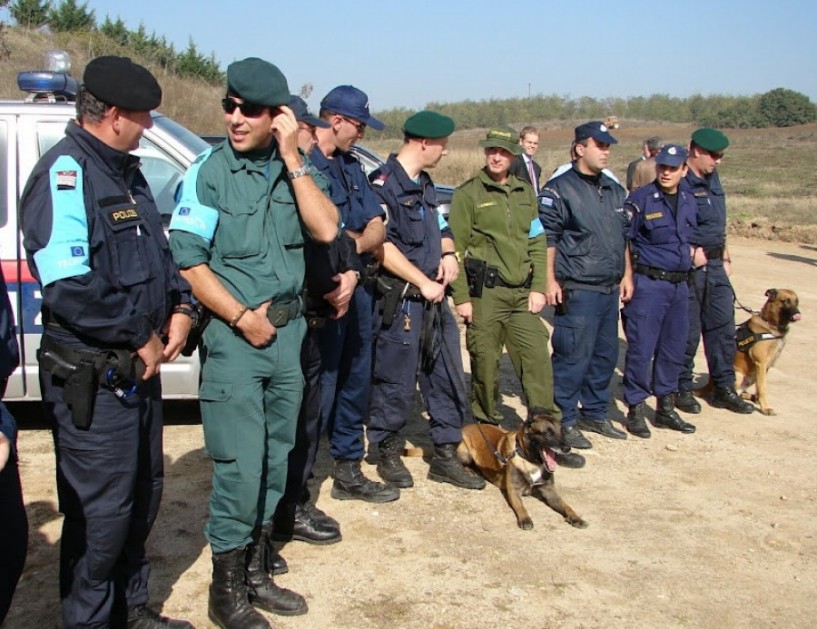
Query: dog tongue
544 448 557 472
792 312 802 321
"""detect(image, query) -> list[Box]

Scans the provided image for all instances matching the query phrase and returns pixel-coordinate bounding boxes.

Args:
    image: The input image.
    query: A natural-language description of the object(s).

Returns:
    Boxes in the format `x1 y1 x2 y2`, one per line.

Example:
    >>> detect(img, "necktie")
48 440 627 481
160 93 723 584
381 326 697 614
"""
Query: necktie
527 157 538 193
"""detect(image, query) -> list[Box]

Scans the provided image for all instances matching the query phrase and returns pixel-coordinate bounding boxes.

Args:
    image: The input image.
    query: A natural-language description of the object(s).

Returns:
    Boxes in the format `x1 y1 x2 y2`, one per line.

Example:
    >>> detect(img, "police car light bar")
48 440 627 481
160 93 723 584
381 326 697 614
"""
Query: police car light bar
17 71 78 102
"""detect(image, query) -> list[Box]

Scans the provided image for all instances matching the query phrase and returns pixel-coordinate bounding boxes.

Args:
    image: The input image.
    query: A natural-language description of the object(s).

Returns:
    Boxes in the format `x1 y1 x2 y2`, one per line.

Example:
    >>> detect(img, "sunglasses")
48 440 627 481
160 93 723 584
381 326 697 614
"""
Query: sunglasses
221 98 266 118
341 116 366 133
703 149 724 160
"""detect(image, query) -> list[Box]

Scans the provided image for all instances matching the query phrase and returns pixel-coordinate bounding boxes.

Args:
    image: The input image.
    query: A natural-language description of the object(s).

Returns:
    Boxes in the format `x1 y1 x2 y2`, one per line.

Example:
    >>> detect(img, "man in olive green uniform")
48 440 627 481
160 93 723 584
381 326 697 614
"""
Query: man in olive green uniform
449 128 576 461
169 58 338 629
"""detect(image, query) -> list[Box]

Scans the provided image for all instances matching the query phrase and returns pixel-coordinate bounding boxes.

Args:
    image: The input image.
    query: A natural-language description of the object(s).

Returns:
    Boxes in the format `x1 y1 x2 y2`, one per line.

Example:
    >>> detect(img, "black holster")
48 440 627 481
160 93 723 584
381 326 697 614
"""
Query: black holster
181 303 211 357
38 345 97 429
464 258 487 298
376 276 402 328
420 302 442 372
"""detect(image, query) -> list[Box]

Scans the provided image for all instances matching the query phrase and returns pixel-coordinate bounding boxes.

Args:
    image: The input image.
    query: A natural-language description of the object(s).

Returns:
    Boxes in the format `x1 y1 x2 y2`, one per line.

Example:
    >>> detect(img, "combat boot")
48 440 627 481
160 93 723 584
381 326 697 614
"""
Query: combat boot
654 394 696 433
272 501 341 545
712 386 754 414
245 528 308 616
675 389 702 414
626 402 651 439
376 433 414 488
331 459 400 503
208 547 269 629
428 443 486 490
126 605 193 628
261 523 288 576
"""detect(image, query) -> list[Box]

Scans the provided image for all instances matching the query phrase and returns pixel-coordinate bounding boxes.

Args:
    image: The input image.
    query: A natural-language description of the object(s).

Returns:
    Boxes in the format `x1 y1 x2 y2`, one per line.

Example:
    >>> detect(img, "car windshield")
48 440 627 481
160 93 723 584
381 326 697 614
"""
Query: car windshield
153 114 210 154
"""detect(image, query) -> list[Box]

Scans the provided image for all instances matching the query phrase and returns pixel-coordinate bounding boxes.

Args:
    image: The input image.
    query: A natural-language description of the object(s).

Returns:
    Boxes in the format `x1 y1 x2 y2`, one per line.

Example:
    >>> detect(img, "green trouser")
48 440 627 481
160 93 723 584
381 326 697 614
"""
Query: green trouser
466 285 559 423
199 316 306 554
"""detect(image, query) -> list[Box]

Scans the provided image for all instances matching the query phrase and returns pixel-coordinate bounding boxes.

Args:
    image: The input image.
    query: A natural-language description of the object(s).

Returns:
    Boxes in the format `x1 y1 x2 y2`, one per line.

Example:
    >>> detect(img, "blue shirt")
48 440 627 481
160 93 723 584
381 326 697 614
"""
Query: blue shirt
685 168 727 248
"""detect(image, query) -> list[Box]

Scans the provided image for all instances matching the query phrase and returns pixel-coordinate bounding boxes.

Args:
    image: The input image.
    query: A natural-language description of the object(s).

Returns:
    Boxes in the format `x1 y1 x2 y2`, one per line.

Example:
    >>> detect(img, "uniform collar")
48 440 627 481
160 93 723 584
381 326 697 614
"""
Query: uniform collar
385 153 429 193
66 122 140 179
478 167 526 192
222 140 278 176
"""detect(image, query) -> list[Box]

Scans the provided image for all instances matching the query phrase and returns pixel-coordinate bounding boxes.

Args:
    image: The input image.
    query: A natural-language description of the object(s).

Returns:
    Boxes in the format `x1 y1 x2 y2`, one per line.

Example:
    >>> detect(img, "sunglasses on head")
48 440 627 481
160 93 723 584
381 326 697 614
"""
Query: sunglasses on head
222 97 266 118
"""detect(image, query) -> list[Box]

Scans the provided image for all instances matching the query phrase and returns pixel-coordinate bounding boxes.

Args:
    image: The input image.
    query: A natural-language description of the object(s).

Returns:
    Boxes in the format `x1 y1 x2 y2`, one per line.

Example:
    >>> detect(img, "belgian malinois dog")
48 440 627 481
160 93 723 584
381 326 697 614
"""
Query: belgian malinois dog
456 409 588 530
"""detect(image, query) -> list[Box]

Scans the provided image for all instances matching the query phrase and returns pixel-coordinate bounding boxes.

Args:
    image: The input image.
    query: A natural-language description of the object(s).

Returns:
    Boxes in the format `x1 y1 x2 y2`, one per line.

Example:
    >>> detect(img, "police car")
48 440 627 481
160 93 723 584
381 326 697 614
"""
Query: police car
1 51 210 401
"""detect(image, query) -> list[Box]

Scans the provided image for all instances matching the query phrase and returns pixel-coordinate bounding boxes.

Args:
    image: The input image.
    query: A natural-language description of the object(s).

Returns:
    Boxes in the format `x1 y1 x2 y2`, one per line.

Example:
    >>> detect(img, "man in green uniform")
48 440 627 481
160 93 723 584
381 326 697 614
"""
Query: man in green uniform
448 128 581 465
169 58 339 629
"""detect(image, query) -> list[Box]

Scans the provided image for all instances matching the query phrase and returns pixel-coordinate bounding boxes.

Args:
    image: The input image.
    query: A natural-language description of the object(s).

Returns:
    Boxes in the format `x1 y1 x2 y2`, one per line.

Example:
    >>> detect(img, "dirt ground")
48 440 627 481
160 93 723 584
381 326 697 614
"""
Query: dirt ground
6 236 816 629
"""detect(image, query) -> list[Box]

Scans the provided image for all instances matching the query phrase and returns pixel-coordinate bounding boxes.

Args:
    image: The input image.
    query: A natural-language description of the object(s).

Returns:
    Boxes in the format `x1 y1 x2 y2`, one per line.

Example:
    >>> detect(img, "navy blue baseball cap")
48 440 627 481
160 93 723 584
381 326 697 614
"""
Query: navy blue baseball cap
655 144 688 167
574 120 618 144
289 95 329 128
320 85 385 131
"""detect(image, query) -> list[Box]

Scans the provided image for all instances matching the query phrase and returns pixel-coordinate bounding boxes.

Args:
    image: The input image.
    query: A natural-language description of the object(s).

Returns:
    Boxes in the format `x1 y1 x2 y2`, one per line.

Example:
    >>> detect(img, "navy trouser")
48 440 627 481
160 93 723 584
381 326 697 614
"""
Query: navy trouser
369 298 465 446
41 371 163 629
283 328 324 504
0 404 28 625
622 275 689 404
318 284 374 460
552 289 620 426
679 262 737 390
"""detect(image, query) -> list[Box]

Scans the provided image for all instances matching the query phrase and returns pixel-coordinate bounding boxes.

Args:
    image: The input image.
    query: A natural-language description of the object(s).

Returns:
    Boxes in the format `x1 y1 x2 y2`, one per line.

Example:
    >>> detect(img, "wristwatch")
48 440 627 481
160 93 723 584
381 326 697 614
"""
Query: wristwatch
288 164 312 180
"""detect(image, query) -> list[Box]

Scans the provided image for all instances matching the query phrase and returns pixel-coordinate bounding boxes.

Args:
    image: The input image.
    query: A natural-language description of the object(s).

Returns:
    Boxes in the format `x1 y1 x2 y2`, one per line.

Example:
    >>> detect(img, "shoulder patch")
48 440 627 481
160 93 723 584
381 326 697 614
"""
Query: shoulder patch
371 174 387 187
541 186 561 200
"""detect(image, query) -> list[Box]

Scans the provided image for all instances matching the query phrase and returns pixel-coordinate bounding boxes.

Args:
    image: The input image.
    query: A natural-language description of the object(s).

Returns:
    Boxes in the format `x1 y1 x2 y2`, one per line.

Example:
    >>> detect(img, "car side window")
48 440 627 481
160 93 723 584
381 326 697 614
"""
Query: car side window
36 121 68 156
135 138 185 225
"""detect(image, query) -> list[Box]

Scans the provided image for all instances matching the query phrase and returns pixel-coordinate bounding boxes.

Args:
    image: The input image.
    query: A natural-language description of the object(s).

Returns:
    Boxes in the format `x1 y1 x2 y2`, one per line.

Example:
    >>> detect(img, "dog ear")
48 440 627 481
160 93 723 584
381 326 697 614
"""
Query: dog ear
765 288 777 299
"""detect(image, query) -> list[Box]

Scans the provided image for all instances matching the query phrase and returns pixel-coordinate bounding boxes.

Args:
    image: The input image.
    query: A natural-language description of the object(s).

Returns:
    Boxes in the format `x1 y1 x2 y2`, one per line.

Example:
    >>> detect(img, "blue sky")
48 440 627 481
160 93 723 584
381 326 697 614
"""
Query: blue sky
3 0 816 111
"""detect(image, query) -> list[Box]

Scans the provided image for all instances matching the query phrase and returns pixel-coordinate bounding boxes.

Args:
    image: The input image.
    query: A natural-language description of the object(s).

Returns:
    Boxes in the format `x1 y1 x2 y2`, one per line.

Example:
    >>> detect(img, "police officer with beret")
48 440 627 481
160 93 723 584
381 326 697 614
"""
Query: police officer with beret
271 95 358 547
367 111 485 490
539 121 632 451
311 86 397 503
622 144 697 438
449 128 565 450
170 59 339 628
20 56 193 628
675 128 754 415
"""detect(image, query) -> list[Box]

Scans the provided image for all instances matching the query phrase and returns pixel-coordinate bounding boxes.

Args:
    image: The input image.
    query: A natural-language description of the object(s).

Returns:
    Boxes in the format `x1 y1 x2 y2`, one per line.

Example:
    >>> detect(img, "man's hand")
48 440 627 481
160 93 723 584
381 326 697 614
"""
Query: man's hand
271 105 299 163
620 275 634 302
136 333 165 380
324 270 359 319
455 302 473 324
236 302 277 347
692 246 708 268
545 281 563 307
0 432 9 472
161 312 194 362
420 279 445 304
437 255 459 287
528 291 546 314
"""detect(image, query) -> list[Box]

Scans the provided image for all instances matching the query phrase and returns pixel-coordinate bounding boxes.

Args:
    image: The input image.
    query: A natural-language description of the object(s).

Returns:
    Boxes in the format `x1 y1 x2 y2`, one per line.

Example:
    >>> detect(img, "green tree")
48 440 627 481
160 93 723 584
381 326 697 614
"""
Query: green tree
10 0 51 28
98 14 128 46
758 88 817 127
0 0 9 59
47 0 95 32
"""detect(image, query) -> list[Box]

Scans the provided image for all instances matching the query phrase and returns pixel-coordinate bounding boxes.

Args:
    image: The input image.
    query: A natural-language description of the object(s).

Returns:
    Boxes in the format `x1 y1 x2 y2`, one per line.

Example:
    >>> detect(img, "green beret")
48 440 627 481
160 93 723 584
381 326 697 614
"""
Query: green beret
691 127 729 152
403 111 455 138
226 57 289 107
478 126 522 156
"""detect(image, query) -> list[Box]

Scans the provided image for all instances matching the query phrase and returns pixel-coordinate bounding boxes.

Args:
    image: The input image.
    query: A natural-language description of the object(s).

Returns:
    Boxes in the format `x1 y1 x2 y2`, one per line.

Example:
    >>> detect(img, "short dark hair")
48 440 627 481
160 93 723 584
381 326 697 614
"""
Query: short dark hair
76 85 109 124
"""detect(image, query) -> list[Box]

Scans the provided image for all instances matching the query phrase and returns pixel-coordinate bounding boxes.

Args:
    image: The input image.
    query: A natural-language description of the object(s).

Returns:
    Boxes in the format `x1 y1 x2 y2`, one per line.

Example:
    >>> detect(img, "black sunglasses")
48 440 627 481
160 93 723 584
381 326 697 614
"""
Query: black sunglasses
221 98 266 118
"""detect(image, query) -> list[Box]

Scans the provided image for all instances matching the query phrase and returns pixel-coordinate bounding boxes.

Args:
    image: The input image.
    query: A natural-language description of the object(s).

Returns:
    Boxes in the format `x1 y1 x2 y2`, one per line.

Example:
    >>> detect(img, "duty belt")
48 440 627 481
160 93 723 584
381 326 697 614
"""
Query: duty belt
266 297 304 327
39 335 110 371
635 264 689 284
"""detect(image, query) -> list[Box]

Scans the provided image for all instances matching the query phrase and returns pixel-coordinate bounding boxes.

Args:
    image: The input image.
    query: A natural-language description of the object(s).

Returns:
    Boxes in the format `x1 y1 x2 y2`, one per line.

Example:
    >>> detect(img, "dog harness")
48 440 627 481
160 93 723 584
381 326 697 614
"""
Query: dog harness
735 321 781 353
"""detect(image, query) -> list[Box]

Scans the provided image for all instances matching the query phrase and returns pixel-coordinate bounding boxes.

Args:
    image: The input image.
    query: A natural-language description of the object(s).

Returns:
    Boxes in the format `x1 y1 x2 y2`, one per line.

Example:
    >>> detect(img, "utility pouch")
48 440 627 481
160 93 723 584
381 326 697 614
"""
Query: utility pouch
484 265 499 289
63 361 98 429
378 277 402 328
555 288 571 316
464 258 487 298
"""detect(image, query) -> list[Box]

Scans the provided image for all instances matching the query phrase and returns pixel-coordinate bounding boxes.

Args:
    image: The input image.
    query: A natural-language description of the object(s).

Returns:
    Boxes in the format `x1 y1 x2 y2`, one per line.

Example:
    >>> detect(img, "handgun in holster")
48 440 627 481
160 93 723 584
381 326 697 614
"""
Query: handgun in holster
38 347 97 429
376 276 402 328
464 258 487 298
555 287 571 316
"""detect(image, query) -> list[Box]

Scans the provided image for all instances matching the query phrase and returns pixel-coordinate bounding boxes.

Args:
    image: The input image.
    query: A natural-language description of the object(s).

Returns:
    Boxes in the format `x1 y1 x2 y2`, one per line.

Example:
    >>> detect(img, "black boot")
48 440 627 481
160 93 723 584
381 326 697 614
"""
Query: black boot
331 459 400 503
126 605 193 628
675 389 702 414
272 501 341 545
428 443 486 490
376 433 414 488
300 498 340 534
712 386 754 414
654 394 696 433
245 529 308 616
261 523 288 576
208 547 270 629
626 402 651 438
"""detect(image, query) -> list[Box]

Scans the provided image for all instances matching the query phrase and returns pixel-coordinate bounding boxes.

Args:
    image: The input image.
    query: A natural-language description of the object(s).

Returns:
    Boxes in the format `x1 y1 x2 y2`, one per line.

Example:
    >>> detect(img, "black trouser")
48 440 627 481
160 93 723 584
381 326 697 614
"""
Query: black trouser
0 404 28 625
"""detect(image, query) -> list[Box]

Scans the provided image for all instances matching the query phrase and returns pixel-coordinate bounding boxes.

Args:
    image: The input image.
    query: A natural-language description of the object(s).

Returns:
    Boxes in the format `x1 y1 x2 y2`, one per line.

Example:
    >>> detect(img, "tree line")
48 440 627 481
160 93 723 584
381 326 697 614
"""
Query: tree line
6 0 223 84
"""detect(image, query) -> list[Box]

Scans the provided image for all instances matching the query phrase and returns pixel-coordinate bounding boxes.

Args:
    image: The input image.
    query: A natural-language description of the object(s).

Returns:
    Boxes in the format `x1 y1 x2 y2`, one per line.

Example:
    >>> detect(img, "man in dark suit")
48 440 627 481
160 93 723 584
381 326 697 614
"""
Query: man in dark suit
509 126 542 193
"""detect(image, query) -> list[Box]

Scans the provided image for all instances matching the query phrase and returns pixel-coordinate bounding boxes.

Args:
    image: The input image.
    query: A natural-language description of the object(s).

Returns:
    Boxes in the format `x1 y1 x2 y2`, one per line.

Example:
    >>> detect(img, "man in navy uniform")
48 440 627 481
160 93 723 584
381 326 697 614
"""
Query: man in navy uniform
20 56 193 628
675 128 754 415
622 144 697 438
367 111 484 490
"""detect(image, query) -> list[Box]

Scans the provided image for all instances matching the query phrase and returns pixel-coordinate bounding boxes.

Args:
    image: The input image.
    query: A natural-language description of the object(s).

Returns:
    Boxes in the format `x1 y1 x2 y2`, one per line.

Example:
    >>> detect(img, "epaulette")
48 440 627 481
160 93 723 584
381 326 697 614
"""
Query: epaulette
370 173 388 187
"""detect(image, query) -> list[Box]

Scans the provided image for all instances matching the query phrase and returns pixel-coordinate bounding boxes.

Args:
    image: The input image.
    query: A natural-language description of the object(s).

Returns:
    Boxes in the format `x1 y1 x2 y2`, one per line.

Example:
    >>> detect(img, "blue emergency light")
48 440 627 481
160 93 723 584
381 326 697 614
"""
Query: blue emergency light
16 50 78 102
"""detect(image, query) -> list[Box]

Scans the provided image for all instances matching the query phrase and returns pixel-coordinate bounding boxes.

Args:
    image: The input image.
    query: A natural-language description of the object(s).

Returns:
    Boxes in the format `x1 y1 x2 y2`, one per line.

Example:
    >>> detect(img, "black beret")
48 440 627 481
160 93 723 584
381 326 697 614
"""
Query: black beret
227 58 289 107
403 111 455 138
691 128 729 152
83 56 162 111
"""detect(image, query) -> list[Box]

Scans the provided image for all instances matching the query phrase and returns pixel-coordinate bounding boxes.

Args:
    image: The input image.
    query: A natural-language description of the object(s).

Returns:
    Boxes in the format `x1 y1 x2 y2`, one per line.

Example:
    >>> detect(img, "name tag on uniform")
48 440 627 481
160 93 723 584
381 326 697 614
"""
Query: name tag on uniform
109 208 140 223
645 212 664 221
477 201 496 209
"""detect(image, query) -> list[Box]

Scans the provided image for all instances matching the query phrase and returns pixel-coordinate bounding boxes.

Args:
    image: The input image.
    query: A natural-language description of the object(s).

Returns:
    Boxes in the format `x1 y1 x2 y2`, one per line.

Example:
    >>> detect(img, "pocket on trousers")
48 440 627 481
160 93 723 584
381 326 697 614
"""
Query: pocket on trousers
373 335 413 385
199 381 236 461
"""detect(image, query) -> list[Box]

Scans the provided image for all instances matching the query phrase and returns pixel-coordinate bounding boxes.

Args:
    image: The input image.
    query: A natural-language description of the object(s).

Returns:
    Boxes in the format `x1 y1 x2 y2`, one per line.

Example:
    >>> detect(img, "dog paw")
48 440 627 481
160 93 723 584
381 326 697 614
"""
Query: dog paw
518 518 534 530
760 408 776 416
568 517 589 529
